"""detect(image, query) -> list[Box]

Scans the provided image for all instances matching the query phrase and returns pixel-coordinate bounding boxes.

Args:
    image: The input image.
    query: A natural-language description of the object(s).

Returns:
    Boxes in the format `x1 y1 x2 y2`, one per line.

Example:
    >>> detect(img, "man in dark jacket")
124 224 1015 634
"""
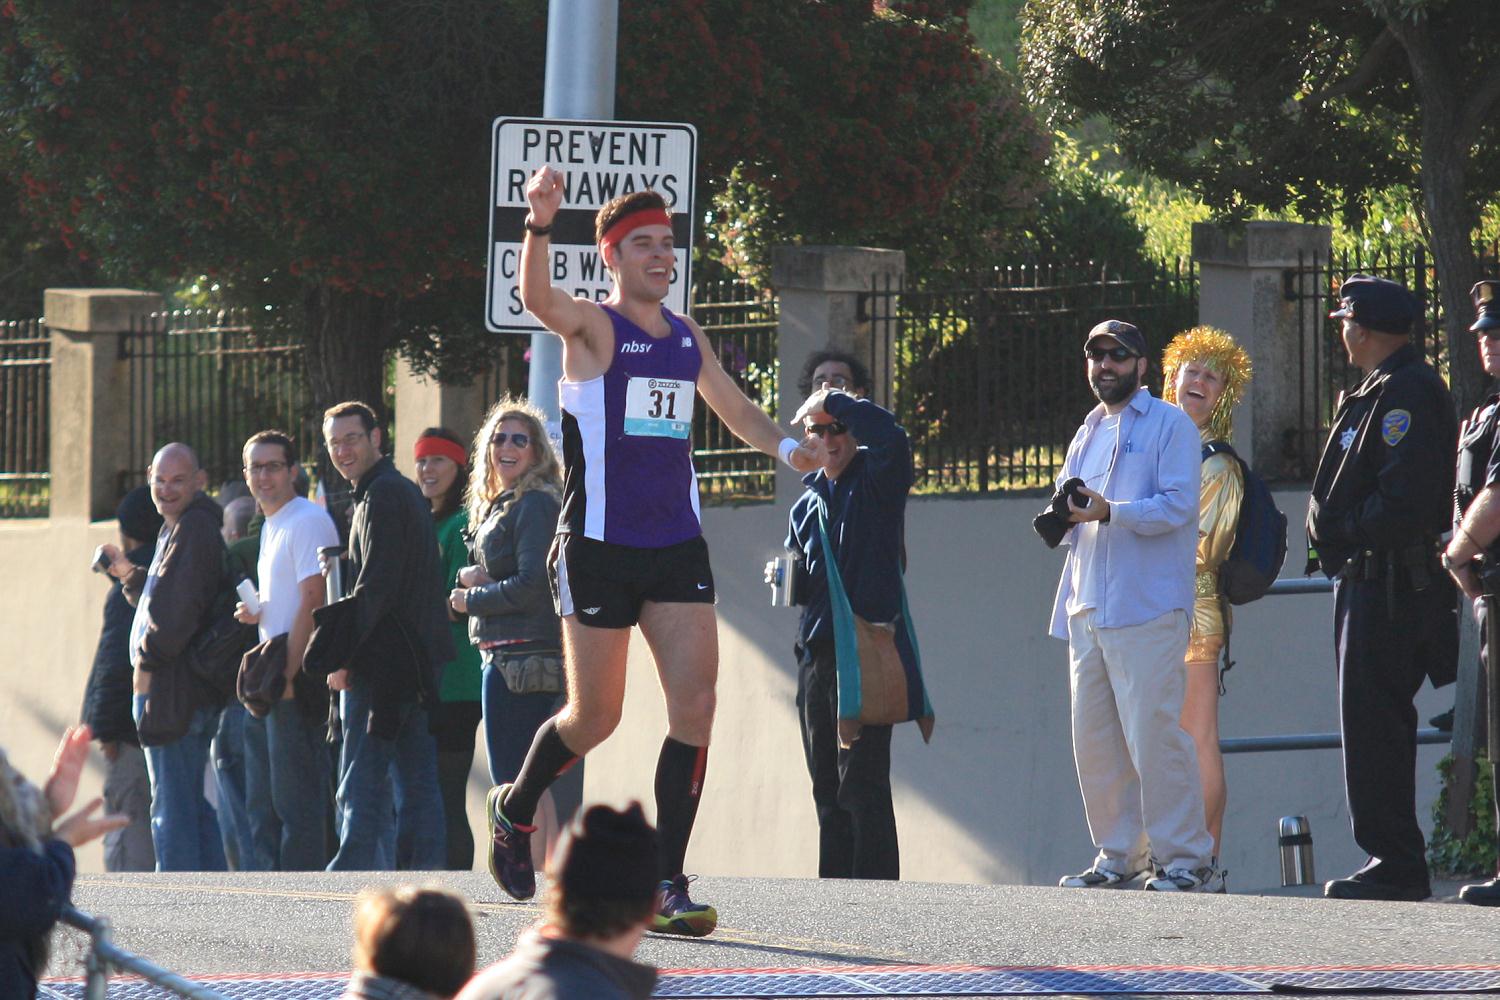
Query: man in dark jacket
79 485 161 871
101 442 229 872
1307 275 1458 901
316 401 453 871
784 350 916 880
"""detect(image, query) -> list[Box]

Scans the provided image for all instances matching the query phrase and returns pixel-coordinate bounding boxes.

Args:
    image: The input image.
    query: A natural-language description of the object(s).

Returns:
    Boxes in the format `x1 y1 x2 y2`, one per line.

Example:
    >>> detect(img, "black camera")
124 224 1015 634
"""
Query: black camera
1033 477 1091 549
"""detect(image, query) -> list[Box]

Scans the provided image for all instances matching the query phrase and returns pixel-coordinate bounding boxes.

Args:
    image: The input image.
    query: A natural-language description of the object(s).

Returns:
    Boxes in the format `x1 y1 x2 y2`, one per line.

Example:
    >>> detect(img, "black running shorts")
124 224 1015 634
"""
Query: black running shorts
549 534 716 629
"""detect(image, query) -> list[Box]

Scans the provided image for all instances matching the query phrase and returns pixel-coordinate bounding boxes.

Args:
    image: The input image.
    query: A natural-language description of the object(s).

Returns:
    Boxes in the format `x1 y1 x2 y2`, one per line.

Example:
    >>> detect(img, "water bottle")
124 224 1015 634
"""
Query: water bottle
1278 815 1315 886
319 545 347 604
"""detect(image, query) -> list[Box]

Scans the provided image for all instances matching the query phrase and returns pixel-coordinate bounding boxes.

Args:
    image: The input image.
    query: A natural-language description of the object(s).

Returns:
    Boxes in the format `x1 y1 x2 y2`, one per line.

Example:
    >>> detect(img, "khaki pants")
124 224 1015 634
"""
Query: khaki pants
1067 608 1213 873
103 743 156 872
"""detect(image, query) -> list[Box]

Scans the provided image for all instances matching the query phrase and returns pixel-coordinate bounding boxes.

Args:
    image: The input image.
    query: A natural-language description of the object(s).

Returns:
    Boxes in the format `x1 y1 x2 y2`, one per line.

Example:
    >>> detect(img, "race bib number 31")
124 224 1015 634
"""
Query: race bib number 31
623 377 696 438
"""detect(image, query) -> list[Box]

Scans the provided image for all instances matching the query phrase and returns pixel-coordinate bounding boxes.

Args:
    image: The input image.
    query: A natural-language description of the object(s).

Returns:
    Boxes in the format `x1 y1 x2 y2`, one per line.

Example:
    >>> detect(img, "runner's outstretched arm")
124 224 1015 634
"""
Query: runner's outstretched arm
520 165 589 339
688 317 821 473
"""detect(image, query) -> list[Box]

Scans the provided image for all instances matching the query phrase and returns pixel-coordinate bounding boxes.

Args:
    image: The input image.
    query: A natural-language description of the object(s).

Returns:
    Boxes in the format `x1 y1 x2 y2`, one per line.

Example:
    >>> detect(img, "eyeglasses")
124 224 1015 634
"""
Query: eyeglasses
806 421 849 437
1086 345 1137 363
326 431 368 450
245 460 288 476
490 432 531 449
814 374 852 389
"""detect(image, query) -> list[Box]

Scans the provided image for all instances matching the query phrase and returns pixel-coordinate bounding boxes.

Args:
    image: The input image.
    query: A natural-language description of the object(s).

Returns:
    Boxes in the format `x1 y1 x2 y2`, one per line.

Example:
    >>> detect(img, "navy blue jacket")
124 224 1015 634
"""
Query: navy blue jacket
0 839 75 999
79 544 153 745
786 393 914 649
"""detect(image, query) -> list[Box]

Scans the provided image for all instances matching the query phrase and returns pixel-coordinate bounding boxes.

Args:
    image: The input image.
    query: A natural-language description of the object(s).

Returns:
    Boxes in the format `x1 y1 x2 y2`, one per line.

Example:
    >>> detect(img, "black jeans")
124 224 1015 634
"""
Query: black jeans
797 640 899 879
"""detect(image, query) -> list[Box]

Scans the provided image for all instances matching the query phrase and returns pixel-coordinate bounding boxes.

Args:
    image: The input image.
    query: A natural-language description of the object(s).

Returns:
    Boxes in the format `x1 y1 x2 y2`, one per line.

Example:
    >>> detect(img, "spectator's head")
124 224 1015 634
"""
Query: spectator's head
216 480 251 508
414 427 470 520
147 443 207 524
544 802 659 946
595 189 672 285
1161 326 1252 439
798 349 870 399
1084 320 1148 409
221 496 257 544
467 397 561 524
116 484 164 552
1329 274 1419 370
243 430 300 515
352 886 476 999
322 401 383 486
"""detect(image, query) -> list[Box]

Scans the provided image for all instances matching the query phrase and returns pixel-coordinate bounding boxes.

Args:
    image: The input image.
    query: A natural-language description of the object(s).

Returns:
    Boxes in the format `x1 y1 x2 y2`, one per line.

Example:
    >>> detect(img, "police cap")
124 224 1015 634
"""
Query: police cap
1471 280 1500 333
1328 274 1419 336
1085 319 1147 358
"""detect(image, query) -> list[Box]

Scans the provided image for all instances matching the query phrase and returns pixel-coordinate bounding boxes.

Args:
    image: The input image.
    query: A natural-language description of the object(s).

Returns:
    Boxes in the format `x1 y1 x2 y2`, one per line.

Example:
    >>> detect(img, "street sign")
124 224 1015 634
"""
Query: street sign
487 117 697 333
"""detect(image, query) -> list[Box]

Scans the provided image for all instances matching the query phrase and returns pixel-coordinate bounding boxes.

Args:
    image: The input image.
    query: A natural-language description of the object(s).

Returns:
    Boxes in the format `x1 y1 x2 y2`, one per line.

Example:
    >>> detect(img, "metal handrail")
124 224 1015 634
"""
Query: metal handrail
60 905 229 1000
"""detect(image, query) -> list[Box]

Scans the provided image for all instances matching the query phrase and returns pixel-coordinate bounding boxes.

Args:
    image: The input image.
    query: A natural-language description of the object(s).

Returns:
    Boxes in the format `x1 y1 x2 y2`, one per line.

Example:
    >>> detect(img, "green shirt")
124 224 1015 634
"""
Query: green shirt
435 508 483 702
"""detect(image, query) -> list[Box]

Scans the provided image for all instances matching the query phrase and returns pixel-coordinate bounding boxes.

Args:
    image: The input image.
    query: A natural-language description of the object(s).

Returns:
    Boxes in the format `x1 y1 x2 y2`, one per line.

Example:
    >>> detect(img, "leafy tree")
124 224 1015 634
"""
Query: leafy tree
1022 0 1500 409
0 0 1048 410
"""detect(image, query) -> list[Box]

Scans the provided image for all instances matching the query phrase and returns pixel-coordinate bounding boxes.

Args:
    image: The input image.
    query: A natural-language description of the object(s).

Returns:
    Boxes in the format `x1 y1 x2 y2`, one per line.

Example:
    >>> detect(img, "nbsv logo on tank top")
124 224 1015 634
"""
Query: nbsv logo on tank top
620 341 654 354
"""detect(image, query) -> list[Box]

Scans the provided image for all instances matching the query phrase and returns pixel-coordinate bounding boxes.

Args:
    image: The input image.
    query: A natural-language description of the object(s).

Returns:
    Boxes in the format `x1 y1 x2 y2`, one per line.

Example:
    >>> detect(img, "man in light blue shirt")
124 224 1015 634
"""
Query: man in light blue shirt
1047 320 1218 893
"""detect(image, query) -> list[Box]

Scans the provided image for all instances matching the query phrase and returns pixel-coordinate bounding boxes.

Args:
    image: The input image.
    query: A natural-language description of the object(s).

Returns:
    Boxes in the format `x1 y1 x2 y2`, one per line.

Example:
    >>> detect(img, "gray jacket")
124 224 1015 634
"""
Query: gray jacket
458 929 656 1000
465 489 562 651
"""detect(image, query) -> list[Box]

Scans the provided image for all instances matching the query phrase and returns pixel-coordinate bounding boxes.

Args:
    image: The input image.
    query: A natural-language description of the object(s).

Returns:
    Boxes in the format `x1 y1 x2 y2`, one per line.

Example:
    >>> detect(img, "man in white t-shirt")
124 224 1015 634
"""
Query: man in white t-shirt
234 430 340 870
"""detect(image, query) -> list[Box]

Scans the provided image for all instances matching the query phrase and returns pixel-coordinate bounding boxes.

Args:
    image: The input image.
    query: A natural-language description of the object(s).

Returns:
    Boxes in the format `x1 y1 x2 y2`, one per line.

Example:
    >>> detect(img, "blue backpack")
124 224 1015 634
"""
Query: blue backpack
1202 441 1287 605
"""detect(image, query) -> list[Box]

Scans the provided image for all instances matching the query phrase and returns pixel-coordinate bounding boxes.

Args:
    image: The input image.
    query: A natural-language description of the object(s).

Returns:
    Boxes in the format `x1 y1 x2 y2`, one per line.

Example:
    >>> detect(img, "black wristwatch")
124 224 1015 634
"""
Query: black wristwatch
523 217 553 236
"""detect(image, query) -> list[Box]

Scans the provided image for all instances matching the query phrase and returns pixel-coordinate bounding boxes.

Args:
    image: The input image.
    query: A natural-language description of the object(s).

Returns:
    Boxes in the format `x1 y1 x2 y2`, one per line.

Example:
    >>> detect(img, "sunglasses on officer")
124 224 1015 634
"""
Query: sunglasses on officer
805 421 849 438
1086 344 1138 363
489 431 531 449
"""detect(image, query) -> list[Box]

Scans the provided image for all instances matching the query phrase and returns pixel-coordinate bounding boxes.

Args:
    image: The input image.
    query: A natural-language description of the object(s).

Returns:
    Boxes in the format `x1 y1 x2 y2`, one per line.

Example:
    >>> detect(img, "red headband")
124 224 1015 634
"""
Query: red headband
413 436 467 467
600 207 672 249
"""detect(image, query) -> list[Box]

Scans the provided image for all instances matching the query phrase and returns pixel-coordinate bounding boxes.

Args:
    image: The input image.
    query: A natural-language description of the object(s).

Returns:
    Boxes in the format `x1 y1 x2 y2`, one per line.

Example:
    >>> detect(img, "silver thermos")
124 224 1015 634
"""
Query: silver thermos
1278 815 1315 886
320 545 347 604
764 554 797 607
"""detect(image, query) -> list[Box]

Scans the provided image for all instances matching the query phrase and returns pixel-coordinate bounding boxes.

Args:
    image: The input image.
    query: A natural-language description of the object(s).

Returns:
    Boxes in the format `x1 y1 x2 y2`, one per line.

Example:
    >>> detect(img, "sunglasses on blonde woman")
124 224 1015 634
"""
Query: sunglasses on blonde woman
490 432 531 449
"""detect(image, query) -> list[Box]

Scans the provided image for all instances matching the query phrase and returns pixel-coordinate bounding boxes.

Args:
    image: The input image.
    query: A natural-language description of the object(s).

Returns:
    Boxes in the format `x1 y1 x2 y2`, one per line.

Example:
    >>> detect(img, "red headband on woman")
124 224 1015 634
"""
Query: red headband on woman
600 207 672 250
413 436 467 467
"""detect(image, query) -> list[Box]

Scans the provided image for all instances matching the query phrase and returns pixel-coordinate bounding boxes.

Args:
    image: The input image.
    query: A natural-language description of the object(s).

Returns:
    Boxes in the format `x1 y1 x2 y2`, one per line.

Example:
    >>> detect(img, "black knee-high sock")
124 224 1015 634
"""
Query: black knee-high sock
655 737 709 880
501 718 580 827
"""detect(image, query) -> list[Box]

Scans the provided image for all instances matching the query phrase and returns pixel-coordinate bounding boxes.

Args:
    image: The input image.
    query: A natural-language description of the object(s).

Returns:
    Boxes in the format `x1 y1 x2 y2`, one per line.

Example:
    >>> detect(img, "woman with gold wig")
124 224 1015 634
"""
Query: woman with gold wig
1162 326 1252 864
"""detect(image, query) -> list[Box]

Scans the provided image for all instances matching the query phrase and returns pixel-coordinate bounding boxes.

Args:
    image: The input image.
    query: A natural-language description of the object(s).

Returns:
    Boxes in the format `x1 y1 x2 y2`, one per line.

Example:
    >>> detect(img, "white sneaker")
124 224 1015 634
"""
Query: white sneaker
1145 861 1226 893
1059 863 1147 888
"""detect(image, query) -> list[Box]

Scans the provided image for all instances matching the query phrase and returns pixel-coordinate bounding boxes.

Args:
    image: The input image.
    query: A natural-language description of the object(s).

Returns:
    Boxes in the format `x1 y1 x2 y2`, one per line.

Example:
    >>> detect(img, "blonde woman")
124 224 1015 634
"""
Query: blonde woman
447 398 575 877
1162 326 1252 866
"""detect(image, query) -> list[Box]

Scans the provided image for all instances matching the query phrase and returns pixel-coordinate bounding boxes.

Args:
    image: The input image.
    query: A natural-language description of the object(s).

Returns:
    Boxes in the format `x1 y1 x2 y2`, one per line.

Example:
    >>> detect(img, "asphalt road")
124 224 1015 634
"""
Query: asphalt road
52 870 1500 987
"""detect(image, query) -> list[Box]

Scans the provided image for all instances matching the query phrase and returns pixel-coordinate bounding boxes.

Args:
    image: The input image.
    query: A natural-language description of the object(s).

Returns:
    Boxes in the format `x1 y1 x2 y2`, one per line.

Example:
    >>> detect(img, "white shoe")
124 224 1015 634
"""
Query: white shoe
1145 861 1226 893
1059 862 1146 888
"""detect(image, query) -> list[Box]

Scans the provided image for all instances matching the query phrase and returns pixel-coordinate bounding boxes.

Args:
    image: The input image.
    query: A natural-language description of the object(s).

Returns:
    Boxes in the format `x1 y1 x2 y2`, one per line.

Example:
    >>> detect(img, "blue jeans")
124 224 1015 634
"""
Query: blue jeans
245 698 333 871
328 682 445 871
212 703 256 870
132 694 227 872
481 662 583 824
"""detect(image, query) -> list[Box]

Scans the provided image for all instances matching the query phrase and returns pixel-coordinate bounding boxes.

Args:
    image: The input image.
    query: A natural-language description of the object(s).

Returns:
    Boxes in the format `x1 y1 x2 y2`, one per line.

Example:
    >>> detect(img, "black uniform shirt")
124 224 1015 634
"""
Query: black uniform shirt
1307 343 1457 578
1457 392 1500 524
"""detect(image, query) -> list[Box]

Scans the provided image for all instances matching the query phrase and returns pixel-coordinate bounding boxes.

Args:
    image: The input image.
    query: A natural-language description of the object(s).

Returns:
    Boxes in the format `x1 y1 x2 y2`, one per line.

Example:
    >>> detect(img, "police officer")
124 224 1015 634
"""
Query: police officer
1442 279 1500 907
1307 274 1459 901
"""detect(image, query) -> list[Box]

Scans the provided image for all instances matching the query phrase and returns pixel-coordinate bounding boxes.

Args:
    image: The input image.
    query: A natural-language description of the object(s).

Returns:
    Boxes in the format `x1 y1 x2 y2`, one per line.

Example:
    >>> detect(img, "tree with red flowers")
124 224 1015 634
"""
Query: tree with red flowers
0 1 1045 409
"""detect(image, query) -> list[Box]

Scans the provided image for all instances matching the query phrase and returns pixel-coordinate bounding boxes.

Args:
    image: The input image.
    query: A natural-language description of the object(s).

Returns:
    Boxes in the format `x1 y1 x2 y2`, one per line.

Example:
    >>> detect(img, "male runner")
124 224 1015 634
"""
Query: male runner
487 165 822 936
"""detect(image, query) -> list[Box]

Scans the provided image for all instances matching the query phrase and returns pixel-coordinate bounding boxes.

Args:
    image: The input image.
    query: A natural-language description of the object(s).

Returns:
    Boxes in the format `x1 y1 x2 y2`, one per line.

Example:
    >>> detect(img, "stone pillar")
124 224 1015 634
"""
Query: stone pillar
770 246 905 506
1192 222 1332 476
45 289 163 521
391 358 492 477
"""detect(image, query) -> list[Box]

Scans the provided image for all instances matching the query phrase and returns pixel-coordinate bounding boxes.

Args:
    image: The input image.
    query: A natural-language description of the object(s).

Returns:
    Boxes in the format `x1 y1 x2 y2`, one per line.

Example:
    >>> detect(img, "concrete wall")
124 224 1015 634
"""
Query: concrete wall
576 489 1449 891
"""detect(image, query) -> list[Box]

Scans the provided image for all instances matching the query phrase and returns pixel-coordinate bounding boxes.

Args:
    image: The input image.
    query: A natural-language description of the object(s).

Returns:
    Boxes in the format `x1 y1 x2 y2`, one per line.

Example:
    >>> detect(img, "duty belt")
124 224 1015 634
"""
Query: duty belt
1342 539 1442 615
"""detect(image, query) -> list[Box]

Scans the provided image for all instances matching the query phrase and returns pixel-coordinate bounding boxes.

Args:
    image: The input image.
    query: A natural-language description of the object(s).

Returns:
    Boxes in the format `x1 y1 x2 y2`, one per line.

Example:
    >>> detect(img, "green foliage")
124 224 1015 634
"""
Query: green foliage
1429 755 1497 878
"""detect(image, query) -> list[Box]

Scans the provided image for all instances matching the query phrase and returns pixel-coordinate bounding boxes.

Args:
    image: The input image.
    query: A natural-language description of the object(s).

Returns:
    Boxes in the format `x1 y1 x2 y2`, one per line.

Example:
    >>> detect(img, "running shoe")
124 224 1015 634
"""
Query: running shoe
1058 862 1146 888
652 874 718 937
1145 863 1226 893
486 784 536 901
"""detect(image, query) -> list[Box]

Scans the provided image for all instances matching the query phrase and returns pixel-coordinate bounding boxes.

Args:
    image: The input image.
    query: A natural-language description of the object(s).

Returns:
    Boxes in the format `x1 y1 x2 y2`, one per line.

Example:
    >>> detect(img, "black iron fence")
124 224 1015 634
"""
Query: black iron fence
123 308 317 495
864 260 1199 493
1282 241 1500 480
690 278 778 502
0 317 50 517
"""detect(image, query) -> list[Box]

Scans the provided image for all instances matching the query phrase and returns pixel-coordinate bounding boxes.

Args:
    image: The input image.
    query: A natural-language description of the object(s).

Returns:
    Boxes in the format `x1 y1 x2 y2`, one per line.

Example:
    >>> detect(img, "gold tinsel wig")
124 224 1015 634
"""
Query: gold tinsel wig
1161 325 1252 442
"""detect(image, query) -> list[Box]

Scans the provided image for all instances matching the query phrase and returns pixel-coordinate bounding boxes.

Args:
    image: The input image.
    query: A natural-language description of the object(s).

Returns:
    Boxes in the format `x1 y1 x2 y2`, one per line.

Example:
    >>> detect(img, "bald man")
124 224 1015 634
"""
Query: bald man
101 442 230 871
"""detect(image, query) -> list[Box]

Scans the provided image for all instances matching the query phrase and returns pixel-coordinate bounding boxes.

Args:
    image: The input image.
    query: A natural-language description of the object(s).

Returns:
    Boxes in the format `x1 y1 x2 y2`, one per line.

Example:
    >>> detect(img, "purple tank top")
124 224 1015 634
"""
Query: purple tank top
558 305 703 547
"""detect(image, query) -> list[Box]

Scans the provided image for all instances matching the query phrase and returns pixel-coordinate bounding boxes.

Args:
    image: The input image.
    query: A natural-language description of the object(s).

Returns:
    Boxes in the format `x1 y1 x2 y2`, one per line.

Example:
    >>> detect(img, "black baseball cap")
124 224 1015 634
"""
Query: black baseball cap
1328 274 1418 335
1085 320 1146 357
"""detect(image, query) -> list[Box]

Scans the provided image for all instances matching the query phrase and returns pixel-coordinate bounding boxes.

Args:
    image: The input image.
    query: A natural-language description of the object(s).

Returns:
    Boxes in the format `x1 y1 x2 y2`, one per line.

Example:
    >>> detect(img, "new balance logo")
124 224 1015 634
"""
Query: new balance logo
619 342 653 354
681 336 692 347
